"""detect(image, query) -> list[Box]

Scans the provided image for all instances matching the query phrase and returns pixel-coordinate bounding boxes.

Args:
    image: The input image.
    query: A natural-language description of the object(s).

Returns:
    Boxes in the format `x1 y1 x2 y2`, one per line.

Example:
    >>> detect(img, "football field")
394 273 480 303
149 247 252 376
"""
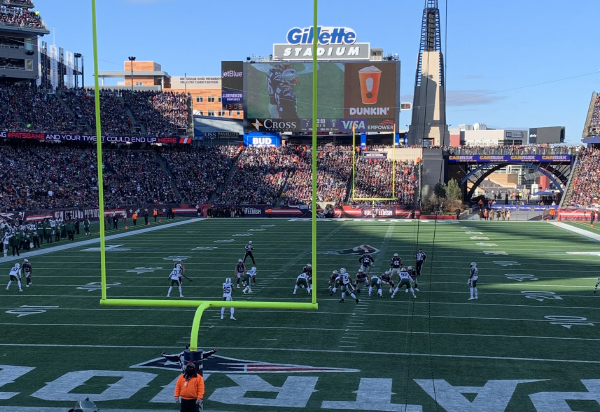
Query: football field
1 218 599 411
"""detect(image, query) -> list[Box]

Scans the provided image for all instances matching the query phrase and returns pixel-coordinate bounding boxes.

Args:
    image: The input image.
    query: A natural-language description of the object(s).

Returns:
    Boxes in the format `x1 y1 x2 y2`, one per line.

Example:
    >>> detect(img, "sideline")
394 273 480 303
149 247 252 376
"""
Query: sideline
0 218 202 265
550 221 600 242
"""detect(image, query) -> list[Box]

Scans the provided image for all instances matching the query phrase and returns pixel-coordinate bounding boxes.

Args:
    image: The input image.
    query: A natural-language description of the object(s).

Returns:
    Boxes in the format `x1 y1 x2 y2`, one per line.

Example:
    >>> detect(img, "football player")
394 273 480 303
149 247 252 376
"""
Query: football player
339 268 359 304
173 259 185 276
416 248 427 276
221 277 235 320
6 263 22 292
294 272 311 295
242 267 257 294
354 269 369 294
358 251 375 275
390 253 402 277
329 270 341 296
468 262 479 300
22 259 32 287
303 263 312 277
235 259 245 287
243 241 255 265
275 69 300 120
368 273 383 297
167 264 184 298
391 267 416 299
408 265 419 291
380 270 395 294
595 277 600 294
266 63 290 118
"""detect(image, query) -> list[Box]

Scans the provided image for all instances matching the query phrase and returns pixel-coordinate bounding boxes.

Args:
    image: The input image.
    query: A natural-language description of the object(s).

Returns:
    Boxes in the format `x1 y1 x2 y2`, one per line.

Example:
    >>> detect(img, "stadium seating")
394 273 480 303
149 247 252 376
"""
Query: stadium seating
352 158 417 205
564 147 600 209
0 5 44 29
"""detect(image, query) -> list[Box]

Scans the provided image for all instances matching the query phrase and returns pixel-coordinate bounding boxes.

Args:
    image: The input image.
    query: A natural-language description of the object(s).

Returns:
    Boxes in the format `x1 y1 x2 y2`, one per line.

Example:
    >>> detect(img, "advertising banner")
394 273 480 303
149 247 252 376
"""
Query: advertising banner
0 131 192 145
336 205 416 219
171 76 221 89
243 132 281 147
222 61 244 110
65 51 74 89
448 155 572 163
49 45 58 90
273 26 370 61
36 39 41 87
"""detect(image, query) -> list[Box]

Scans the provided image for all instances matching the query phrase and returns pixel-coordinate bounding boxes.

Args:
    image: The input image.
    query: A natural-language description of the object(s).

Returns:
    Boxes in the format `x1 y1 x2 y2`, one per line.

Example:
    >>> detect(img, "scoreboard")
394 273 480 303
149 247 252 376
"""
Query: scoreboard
300 118 339 132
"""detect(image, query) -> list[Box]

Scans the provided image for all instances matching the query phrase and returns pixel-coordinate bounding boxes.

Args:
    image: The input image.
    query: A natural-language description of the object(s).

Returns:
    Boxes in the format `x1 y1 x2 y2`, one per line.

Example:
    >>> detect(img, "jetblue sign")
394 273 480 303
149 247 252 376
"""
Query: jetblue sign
274 26 370 61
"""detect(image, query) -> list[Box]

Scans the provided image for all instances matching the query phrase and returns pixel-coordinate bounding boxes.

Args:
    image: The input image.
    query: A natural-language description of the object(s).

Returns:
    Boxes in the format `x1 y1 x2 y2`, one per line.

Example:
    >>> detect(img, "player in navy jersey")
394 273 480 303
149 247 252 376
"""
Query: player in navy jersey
275 69 300 120
266 63 290 118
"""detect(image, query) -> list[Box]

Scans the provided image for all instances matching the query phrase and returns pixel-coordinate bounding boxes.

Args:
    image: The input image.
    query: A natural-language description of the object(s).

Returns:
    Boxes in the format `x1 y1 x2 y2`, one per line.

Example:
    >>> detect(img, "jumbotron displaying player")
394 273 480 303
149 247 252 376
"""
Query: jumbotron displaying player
266 63 291 118
275 69 300 120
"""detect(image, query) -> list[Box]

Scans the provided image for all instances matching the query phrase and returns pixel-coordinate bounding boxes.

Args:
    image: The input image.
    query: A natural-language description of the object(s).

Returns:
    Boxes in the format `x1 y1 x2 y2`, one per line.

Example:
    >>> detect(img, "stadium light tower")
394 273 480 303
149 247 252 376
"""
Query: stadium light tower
407 0 449 146
128 56 136 94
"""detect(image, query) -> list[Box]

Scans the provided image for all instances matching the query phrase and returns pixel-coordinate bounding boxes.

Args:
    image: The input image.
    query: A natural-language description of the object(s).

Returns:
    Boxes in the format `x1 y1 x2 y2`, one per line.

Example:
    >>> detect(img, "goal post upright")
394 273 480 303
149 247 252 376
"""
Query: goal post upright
92 0 320 349
90 0 107 300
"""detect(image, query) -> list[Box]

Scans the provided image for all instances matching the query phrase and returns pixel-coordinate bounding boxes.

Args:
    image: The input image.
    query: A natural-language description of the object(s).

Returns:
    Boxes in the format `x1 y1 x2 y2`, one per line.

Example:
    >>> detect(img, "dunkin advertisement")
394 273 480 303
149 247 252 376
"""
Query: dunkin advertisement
343 61 400 131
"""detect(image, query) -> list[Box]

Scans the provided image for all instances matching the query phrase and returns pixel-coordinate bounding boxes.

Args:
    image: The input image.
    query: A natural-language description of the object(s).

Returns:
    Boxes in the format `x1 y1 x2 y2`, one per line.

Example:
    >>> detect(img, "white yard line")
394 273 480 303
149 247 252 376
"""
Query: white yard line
551 221 600 242
0 343 597 365
0 218 202 265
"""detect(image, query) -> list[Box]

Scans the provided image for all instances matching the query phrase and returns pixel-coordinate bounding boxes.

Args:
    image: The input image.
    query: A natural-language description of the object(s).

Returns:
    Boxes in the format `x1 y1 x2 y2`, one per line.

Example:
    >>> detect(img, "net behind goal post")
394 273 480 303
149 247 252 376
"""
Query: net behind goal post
351 124 398 205
89 0 320 351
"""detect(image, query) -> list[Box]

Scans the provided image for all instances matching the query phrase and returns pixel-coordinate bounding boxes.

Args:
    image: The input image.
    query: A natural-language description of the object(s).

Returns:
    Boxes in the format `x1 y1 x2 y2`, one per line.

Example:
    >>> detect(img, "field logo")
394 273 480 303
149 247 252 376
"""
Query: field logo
131 354 359 374
321 244 380 255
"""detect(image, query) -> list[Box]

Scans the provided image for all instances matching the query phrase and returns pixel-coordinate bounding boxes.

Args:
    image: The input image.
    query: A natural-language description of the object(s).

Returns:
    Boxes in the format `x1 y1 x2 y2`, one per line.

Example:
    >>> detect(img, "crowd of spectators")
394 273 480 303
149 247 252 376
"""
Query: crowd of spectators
161 145 239 204
122 91 188 137
0 5 44 29
212 146 297 205
22 91 79 133
0 142 98 211
0 84 25 131
102 149 178 207
61 89 131 136
587 94 600 137
352 157 417 205
5 0 35 6
565 147 600 209
281 146 352 206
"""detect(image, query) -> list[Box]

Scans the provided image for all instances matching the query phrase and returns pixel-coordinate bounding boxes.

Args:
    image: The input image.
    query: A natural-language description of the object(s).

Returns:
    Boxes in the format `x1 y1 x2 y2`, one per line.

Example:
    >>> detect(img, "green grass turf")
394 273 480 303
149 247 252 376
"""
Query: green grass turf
1 218 600 411
246 62 344 119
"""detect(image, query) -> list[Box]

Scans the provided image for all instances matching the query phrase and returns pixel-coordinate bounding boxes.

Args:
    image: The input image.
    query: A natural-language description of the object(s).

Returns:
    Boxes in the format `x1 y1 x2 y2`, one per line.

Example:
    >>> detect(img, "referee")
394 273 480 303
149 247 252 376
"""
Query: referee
244 241 256 264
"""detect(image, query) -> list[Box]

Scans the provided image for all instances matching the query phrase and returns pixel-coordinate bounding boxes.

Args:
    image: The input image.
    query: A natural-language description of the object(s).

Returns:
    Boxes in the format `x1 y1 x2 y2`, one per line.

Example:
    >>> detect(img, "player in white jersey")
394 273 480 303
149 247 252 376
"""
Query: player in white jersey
6 263 22 292
221 277 236 320
167 264 184 298
293 272 312 295
468 262 479 300
391 267 416 298
243 267 257 294
339 268 359 304
368 273 382 297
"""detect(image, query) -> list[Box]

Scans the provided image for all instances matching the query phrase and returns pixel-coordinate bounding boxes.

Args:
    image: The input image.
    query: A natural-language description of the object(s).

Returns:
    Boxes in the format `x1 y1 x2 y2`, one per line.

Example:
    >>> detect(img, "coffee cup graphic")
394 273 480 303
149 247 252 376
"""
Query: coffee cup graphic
358 66 382 104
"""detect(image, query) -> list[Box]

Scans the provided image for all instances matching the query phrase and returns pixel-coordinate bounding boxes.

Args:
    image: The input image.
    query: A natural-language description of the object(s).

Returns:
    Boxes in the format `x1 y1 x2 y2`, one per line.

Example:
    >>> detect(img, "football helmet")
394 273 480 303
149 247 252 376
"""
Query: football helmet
332 270 338 275
340 268 346 273
470 262 477 268
238 259 243 263
23 259 28 263
251 267 256 272
393 253 398 257
282 69 299 85
14 263 20 270
407 266 412 270
225 278 231 284
249 241 252 244
401 267 407 271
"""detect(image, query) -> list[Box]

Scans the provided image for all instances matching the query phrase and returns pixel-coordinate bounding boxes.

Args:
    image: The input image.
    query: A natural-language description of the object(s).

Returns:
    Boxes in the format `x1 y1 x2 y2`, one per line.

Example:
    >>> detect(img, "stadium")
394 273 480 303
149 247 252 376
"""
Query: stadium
1 0 600 411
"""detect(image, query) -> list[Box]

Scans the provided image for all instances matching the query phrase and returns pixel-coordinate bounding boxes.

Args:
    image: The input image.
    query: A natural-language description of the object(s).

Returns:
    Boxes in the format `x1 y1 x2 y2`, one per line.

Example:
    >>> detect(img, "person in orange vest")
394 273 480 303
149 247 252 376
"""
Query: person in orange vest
153 209 158 222
132 212 137 226
175 362 205 411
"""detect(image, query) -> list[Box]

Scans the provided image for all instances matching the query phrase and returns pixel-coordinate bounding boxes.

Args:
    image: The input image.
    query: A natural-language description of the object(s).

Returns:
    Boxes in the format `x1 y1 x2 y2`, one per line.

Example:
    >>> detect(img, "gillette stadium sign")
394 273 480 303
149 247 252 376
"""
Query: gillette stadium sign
273 26 370 61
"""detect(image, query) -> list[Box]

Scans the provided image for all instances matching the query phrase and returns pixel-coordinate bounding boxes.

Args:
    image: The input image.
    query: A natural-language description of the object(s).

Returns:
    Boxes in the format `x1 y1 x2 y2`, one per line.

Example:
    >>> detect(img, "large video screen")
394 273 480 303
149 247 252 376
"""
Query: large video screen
243 61 400 133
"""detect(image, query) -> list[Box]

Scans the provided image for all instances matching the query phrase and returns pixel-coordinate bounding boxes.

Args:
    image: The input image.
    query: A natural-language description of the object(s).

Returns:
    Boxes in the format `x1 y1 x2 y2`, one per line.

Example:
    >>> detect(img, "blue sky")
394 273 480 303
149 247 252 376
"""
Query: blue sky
36 0 599 144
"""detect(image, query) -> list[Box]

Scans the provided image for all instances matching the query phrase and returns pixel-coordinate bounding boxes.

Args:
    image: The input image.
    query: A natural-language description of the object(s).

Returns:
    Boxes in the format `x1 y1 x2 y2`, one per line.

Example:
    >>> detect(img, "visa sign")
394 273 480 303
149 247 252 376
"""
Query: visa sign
339 118 367 133
287 27 357 45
